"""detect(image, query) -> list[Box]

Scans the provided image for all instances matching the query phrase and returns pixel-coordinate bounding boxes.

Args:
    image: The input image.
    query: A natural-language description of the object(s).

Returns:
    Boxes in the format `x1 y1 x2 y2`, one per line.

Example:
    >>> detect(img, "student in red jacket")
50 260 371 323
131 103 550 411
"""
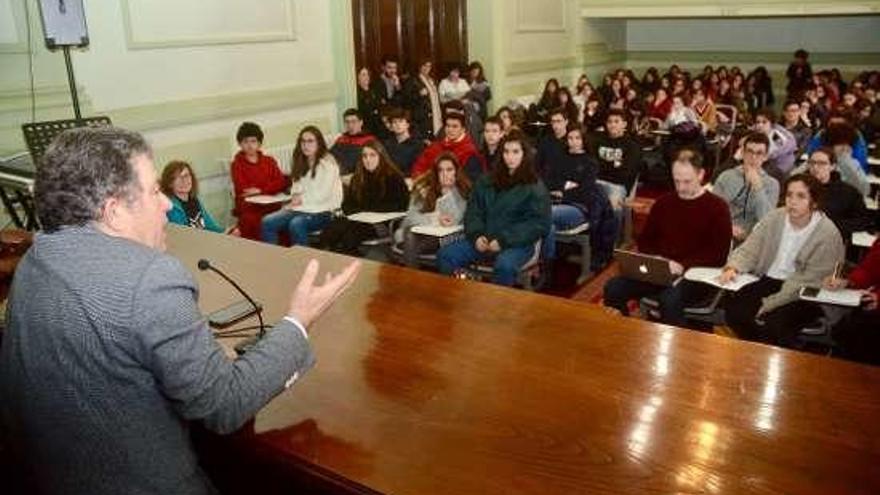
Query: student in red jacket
410 111 485 181
824 238 880 365
230 122 288 240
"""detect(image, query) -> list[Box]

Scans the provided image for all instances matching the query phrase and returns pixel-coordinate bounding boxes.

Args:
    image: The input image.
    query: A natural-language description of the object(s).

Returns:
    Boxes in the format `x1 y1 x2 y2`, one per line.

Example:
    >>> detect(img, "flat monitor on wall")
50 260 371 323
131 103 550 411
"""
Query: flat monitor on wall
38 0 89 48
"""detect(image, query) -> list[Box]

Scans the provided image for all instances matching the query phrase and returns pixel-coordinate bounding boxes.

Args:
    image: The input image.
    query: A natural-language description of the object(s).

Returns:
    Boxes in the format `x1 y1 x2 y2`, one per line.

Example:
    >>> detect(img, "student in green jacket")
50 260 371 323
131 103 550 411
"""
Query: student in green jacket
437 131 551 286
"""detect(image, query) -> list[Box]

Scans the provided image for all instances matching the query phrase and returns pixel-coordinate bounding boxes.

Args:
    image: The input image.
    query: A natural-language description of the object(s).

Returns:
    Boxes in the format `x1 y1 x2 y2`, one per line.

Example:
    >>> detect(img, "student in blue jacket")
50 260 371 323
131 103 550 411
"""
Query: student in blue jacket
160 160 227 233
437 131 551 286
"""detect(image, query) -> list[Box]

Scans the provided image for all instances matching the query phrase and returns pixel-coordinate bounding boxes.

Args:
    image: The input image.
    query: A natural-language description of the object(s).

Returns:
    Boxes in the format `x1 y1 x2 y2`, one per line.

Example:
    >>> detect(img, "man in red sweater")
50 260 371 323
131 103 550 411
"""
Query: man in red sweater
824 237 880 364
603 147 732 329
410 111 485 180
230 122 288 240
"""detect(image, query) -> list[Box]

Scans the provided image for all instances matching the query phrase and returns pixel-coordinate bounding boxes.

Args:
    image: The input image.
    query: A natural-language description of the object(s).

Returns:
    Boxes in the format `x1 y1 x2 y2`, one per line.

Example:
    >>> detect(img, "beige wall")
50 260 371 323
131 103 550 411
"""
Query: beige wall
0 0 355 227
468 0 623 108
579 0 880 18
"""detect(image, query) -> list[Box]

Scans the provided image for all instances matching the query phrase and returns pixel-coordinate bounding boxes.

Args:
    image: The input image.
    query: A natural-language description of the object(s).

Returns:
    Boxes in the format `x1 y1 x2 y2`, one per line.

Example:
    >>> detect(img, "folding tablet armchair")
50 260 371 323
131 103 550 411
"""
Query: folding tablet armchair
465 239 546 291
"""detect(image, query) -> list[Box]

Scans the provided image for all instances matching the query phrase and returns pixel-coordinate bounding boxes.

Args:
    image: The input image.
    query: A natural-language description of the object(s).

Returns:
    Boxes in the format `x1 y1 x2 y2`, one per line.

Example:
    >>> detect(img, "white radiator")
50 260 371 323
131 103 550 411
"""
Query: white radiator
262 143 297 175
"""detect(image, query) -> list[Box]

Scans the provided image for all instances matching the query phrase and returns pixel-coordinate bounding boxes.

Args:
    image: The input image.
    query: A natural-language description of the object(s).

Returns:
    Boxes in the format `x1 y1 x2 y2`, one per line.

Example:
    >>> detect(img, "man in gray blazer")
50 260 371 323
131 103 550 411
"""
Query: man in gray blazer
0 127 360 494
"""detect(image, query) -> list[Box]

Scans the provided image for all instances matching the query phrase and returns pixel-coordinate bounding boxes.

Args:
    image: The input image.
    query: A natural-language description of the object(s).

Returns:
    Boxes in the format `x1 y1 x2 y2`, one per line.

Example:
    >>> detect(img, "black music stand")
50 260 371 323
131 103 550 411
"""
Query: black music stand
22 116 111 163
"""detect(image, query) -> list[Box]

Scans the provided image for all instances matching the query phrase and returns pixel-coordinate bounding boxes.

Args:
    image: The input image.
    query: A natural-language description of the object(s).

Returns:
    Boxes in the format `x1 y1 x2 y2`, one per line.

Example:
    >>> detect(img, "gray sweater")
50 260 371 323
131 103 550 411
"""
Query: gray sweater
395 187 467 243
712 165 780 236
727 208 845 314
0 226 314 494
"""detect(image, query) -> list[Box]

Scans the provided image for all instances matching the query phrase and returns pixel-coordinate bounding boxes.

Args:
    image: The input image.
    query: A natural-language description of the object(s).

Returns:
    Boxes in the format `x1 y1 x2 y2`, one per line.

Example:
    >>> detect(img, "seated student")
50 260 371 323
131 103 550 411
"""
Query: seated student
663 94 700 131
713 132 780 243
752 107 798 182
381 108 425 176
436 131 551 286
591 109 642 234
719 173 845 348
855 98 879 144
536 108 570 176
556 87 581 125
438 65 471 104
331 108 376 175
690 88 717 134
395 153 471 267
791 124 870 196
161 160 225 233
230 122 288 240
261 126 343 246
543 125 598 229
480 116 505 172
805 148 873 256
582 95 605 133
532 78 560 123
317 141 409 255
603 147 732 328
780 99 813 155
410 111 485 181
823 237 880 365
647 87 673 121
823 124 870 195
495 106 523 134
806 111 870 173
551 125 616 268
466 61 492 122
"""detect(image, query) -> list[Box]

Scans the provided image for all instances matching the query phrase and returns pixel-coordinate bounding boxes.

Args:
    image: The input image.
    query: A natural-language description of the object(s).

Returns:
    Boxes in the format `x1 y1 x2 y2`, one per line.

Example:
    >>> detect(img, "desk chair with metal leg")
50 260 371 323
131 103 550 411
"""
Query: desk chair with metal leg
555 222 592 285
465 239 546 291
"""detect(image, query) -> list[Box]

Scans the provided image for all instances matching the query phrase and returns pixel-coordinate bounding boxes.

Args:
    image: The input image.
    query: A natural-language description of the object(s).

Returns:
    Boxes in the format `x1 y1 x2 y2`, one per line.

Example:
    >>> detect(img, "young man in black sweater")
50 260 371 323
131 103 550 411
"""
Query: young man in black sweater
590 109 642 235
382 107 424 176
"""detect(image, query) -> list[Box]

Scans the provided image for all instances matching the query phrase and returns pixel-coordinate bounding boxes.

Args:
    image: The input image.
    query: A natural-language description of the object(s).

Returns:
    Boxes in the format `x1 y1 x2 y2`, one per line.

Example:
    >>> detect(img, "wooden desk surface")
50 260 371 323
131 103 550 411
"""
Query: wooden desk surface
167 225 880 495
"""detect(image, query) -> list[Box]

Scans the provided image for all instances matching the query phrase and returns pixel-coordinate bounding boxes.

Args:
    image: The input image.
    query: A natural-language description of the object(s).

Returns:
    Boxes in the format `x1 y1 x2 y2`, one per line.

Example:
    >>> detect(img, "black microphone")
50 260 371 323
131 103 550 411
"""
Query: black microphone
198 258 265 355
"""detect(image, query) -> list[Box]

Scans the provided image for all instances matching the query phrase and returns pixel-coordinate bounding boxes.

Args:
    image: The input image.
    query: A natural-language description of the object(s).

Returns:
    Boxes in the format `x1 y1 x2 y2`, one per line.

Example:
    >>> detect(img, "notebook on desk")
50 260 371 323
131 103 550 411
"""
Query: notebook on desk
347 211 407 224
799 287 864 307
411 224 463 237
684 267 759 292
245 193 291 205
614 249 679 287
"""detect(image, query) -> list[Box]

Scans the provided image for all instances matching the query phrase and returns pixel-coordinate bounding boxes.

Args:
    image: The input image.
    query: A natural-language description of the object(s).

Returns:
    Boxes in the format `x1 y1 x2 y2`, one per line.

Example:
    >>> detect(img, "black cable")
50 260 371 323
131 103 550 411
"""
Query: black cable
213 324 273 338
23 0 36 122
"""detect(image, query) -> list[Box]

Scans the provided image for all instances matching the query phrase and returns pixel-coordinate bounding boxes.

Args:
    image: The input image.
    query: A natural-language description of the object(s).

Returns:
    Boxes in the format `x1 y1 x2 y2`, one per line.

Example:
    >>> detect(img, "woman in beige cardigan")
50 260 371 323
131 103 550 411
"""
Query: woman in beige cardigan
718 173 845 347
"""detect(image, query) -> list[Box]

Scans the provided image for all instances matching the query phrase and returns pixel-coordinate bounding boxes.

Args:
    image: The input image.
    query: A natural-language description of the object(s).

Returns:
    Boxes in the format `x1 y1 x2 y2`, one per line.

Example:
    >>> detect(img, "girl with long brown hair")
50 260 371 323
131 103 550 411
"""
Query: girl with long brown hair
317 140 409 255
261 126 343 246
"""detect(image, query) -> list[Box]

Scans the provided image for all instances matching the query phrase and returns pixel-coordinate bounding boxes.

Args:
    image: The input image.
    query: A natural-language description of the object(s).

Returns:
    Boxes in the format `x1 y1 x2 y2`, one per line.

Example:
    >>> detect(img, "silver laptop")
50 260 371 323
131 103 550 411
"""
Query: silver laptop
614 249 679 287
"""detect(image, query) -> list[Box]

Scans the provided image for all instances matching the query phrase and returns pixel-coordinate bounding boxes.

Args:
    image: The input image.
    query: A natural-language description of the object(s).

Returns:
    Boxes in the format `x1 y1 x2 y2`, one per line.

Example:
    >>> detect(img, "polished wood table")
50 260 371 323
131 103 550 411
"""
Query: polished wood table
167 225 880 495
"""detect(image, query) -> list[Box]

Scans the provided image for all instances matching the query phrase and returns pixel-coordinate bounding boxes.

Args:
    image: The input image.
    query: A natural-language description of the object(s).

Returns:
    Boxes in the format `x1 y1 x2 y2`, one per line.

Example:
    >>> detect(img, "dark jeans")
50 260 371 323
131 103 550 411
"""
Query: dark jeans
603 276 714 329
318 218 381 255
834 310 880 366
437 238 535 286
724 276 823 347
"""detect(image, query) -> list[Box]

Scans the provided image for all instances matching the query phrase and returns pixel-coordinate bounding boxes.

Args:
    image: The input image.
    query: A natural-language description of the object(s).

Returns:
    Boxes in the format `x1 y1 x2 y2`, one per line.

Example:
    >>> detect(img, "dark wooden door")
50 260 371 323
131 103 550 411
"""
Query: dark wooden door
352 0 468 79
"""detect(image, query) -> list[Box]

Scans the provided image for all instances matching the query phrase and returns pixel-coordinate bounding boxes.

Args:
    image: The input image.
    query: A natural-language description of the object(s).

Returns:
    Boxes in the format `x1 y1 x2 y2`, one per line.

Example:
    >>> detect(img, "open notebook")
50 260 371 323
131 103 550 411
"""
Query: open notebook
347 211 407 224
244 193 291 205
684 267 759 292
799 287 864 307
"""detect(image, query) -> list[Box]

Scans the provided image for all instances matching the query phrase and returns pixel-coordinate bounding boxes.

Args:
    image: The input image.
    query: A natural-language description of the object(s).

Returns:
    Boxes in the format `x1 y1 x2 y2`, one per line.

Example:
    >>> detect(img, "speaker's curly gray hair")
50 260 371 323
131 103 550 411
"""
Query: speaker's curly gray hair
35 127 152 232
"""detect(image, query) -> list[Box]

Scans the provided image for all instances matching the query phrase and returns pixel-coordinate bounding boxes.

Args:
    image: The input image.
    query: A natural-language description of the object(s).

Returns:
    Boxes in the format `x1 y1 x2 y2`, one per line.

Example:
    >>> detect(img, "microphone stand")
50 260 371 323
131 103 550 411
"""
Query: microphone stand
198 259 265 355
